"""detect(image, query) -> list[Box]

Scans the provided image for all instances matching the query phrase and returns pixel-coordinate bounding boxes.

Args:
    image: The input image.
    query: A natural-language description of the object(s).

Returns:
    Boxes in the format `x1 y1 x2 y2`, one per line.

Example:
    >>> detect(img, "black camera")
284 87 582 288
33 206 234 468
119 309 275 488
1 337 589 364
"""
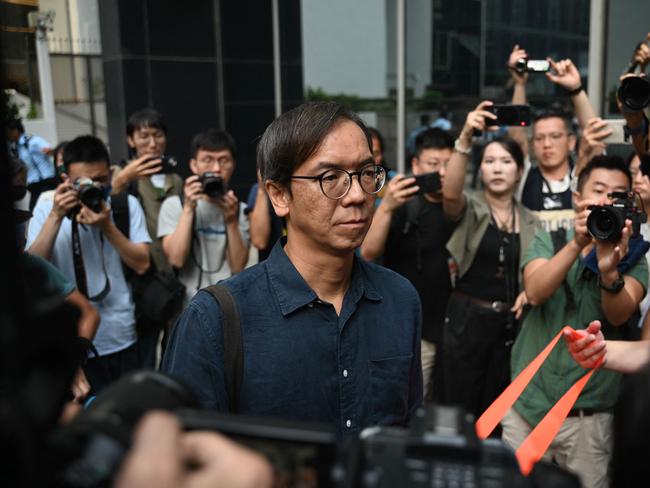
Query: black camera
198 171 227 198
50 371 580 488
587 191 647 242
618 76 650 111
486 104 531 127
514 58 550 74
72 177 105 213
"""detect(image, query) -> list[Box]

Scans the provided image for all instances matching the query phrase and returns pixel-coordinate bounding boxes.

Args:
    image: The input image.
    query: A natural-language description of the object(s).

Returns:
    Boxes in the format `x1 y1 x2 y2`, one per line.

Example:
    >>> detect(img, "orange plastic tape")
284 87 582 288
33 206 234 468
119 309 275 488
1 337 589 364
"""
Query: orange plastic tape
475 325 598 475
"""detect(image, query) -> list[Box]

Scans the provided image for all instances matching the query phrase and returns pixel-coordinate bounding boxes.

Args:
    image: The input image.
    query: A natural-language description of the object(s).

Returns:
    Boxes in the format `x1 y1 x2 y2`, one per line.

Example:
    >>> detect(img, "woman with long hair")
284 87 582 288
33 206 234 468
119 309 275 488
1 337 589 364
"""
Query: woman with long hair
440 101 540 420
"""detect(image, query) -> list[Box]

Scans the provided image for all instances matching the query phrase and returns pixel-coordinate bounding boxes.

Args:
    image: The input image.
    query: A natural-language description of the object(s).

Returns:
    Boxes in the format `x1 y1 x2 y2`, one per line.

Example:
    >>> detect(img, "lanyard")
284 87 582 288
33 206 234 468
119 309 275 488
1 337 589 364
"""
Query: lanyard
475 326 600 475
71 219 111 301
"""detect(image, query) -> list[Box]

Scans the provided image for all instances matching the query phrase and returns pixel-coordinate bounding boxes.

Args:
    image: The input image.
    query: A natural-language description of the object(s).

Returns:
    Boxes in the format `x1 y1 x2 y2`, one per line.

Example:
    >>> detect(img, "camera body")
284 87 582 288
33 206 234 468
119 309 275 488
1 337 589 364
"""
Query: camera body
515 58 550 74
587 191 647 242
618 76 650 111
486 104 532 127
72 177 105 213
198 171 227 198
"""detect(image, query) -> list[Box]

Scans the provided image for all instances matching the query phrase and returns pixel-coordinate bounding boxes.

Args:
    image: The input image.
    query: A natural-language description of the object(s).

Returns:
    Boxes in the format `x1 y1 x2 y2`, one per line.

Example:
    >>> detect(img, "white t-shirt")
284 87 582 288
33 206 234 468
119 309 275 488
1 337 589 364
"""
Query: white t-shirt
27 194 152 355
157 196 249 302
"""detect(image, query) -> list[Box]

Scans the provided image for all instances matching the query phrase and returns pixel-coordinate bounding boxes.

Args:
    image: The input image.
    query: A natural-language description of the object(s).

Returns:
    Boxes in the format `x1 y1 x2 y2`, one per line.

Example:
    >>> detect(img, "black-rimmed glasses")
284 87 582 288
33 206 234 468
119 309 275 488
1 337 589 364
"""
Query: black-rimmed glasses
290 163 386 200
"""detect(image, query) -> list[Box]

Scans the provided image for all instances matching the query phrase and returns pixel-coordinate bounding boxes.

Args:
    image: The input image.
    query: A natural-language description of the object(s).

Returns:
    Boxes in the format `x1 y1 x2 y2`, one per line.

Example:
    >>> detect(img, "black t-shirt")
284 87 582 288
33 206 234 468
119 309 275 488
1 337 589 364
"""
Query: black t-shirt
383 196 456 343
521 166 573 211
455 223 520 303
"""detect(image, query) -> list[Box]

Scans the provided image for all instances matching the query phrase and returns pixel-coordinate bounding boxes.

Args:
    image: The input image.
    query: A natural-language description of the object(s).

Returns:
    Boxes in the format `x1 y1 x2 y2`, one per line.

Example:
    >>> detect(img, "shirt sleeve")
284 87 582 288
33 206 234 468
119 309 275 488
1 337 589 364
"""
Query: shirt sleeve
626 252 649 295
245 183 259 215
160 292 229 411
521 227 554 271
157 195 183 238
28 253 75 296
127 194 152 243
26 196 53 249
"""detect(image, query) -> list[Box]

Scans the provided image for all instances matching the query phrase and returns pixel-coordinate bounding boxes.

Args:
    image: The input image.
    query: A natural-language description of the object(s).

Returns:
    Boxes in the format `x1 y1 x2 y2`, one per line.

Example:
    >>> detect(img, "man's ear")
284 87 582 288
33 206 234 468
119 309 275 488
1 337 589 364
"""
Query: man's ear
127 135 135 149
189 158 199 175
410 156 418 174
265 180 291 218
568 133 577 152
572 189 581 209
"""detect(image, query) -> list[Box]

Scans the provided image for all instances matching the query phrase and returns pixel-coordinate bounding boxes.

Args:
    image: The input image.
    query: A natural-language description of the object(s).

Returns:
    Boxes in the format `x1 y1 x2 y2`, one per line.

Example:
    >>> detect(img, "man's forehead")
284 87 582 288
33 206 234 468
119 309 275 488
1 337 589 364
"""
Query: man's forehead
68 161 109 175
533 117 567 133
587 168 630 188
418 148 452 160
196 148 233 159
134 125 164 135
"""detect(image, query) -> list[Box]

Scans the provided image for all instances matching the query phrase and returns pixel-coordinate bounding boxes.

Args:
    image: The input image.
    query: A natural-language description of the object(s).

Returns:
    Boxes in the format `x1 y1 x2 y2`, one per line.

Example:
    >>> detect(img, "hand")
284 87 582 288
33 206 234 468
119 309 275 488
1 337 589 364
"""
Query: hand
76 199 111 230
546 58 582 92
573 198 597 249
216 190 240 224
563 320 606 369
51 176 79 219
114 411 273 488
380 174 418 213
459 100 498 144
510 291 528 320
183 175 203 212
507 44 528 85
596 219 631 275
633 34 650 70
120 154 163 184
70 367 90 403
578 117 612 163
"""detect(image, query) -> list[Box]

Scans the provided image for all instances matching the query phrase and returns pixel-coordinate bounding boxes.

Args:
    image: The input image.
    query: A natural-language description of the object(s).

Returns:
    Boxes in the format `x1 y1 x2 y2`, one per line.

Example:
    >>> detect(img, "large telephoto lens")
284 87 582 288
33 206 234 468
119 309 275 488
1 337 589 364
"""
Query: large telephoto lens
618 76 650 111
587 206 624 242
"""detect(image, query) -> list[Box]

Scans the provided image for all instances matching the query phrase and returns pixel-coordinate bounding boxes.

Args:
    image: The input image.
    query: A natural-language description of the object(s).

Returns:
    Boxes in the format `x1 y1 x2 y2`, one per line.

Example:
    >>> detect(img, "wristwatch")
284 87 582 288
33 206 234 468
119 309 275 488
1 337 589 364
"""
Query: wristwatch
454 138 472 155
598 273 625 294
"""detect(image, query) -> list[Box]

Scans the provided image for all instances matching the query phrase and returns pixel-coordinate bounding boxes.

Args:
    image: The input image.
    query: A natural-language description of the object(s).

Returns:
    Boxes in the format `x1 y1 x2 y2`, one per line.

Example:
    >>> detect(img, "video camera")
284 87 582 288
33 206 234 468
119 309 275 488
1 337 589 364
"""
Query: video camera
587 191 647 242
198 171 228 198
514 58 550 74
50 371 580 488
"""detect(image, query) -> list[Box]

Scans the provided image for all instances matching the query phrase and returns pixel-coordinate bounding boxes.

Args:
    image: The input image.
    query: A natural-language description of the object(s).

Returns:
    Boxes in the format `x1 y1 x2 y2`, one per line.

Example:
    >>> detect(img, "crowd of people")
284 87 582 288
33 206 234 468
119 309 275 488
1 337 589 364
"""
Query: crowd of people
6 36 650 487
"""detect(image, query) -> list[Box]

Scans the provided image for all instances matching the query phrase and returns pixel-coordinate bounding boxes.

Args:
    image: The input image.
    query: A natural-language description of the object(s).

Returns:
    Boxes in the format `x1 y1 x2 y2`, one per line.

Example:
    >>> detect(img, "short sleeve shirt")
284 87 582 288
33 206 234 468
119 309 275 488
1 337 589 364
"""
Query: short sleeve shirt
26 194 151 355
23 253 75 297
511 228 648 426
157 196 250 302
15 134 54 184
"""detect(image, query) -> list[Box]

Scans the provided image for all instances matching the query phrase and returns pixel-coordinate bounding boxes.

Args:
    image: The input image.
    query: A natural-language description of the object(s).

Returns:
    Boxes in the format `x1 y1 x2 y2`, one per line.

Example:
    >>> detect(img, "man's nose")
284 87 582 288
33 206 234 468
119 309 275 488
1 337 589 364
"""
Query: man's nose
342 175 366 204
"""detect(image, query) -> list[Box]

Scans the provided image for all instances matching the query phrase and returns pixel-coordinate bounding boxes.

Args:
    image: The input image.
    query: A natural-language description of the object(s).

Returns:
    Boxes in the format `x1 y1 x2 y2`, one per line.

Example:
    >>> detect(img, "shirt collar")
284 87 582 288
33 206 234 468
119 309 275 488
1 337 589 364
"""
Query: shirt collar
266 238 382 316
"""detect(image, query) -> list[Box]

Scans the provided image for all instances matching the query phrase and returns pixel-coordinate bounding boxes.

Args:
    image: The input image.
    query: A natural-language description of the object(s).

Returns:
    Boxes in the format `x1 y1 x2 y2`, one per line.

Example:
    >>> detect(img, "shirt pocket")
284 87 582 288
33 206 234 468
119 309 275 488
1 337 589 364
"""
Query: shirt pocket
368 354 413 426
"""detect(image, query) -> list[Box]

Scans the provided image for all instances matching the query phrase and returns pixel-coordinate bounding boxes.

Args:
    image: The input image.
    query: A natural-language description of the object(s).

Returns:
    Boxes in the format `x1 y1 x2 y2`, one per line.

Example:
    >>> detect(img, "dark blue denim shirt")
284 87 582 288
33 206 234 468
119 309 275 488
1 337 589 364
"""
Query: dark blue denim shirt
161 239 423 437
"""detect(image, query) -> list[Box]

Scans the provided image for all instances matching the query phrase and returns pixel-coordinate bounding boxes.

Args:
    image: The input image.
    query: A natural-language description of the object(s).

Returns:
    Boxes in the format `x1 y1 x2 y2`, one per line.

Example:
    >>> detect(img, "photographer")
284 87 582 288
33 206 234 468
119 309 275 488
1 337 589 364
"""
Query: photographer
503 155 648 488
440 101 540 421
361 128 456 401
158 129 249 303
506 45 597 230
26 135 152 393
161 102 422 435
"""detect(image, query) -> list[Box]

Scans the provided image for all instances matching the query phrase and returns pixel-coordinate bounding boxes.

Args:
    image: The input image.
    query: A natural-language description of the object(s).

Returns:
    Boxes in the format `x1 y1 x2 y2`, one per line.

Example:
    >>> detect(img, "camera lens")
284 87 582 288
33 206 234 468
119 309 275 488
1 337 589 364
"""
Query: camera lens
587 206 624 242
78 185 104 213
618 76 650 111
200 172 226 198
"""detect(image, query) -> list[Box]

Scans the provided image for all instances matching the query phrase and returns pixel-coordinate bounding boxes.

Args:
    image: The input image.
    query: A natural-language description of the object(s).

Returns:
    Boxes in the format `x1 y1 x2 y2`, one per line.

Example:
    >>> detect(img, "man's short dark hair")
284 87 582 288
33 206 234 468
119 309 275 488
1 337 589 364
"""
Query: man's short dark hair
413 127 454 158
577 155 632 193
126 108 167 137
7 118 24 133
63 135 110 170
257 101 372 183
190 129 236 159
480 137 525 169
533 111 574 134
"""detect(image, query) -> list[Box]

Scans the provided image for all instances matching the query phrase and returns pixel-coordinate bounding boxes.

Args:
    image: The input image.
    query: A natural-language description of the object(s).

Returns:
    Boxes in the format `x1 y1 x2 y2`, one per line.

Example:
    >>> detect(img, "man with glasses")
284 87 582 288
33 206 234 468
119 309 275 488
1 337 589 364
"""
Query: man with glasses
361 128 455 402
158 129 249 303
161 102 422 435
26 135 152 393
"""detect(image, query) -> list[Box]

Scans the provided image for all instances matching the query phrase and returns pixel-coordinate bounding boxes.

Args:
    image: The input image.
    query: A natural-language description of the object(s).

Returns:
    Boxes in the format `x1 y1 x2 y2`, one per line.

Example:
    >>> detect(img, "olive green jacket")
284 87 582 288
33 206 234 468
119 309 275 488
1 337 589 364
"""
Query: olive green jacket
446 191 541 288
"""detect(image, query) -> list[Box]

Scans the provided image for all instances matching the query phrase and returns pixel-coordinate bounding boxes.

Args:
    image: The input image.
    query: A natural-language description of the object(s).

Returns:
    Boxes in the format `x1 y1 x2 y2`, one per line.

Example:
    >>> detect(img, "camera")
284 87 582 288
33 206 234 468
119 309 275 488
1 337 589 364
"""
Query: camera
587 191 647 242
198 171 227 198
72 177 106 213
514 58 550 74
486 104 532 127
618 76 650 111
50 371 580 488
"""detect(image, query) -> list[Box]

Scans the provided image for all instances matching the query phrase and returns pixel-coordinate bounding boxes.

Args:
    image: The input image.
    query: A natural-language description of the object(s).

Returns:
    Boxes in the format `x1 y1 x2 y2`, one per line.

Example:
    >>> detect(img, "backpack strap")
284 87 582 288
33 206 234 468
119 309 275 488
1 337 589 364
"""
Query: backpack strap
202 284 243 413
111 191 130 239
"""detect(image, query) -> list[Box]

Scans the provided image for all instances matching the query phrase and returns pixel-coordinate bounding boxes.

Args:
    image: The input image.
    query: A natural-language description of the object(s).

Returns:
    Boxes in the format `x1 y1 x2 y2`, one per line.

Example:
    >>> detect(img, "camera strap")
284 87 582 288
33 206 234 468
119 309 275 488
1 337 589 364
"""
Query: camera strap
475 326 600 476
71 218 111 302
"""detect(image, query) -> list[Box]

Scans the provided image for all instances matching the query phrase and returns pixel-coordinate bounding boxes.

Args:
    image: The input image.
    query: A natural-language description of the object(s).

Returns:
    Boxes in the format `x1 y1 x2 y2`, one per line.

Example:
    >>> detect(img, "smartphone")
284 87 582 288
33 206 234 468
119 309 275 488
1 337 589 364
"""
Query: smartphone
485 104 531 127
409 171 441 194
515 58 550 73
602 119 631 145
